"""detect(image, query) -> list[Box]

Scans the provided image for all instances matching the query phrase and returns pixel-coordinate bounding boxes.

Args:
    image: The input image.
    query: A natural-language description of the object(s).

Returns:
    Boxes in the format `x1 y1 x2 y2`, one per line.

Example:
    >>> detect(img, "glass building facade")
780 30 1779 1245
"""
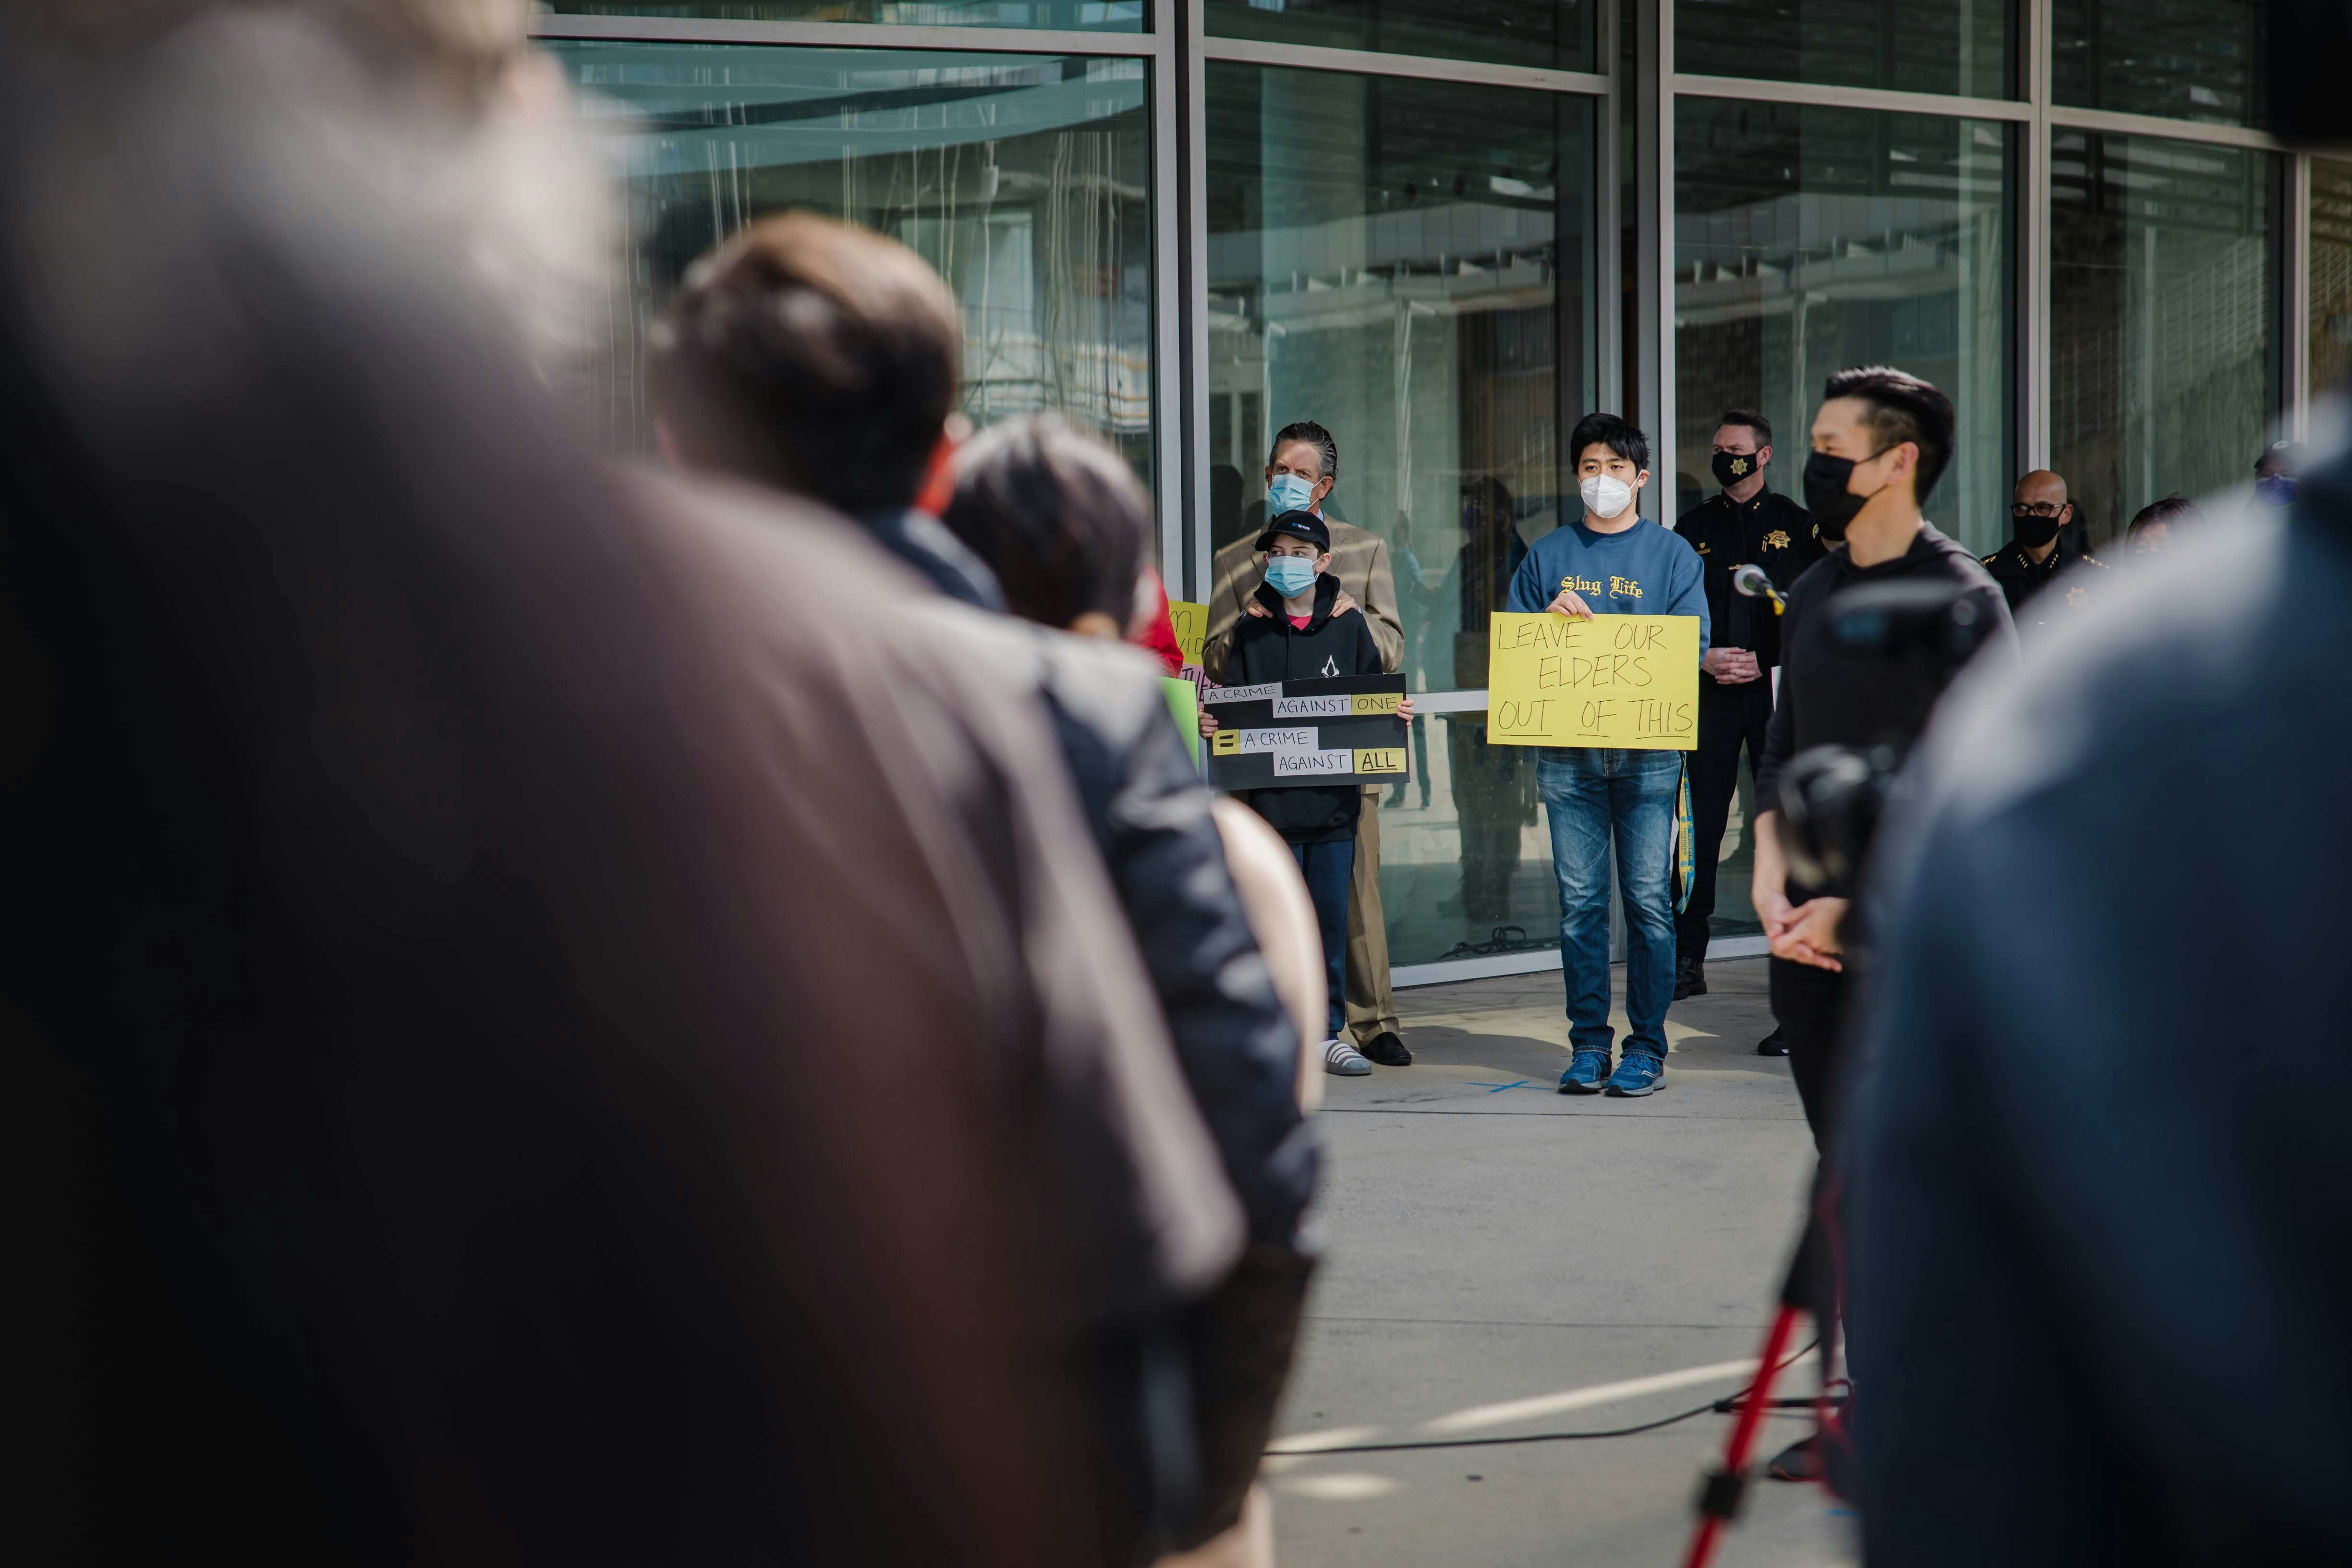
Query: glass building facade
538 1 2316 981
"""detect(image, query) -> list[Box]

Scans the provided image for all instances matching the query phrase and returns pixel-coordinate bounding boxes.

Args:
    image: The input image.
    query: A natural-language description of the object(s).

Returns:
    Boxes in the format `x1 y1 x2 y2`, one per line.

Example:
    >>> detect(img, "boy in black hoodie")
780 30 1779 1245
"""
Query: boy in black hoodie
1202 511 1414 1074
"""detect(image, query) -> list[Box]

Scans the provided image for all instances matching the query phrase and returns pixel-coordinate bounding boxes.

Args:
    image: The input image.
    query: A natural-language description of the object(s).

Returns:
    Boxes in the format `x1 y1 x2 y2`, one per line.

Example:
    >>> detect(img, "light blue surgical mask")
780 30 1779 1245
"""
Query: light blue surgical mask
1269 473 1318 514
1264 557 1318 599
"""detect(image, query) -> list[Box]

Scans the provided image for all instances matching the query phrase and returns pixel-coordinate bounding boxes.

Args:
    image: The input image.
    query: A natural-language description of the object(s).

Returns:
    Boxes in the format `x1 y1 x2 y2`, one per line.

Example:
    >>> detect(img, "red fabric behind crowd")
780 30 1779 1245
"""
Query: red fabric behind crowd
1135 570 1185 674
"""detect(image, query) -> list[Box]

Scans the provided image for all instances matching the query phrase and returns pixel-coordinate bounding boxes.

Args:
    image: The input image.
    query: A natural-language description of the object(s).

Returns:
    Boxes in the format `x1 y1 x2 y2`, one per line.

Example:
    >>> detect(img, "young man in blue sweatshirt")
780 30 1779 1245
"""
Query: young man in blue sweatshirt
1505 413 1710 1097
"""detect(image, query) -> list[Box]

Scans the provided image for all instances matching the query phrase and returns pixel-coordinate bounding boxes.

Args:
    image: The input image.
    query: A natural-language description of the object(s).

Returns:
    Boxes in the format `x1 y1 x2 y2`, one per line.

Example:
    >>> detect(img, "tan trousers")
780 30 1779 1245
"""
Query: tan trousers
1344 790 1399 1044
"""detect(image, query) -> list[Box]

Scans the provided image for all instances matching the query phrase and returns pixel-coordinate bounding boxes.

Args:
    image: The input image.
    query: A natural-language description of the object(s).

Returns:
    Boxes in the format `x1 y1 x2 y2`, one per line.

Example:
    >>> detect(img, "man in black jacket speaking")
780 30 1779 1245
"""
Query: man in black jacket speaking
1751 367 2014 1147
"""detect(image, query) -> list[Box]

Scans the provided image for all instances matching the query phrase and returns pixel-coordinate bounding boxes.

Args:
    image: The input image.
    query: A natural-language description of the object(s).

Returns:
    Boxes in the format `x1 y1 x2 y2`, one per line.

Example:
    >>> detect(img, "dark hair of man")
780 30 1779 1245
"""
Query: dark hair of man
1719 407 1772 447
2127 494 2203 537
942 414 1149 629
1820 365 1954 507
646 213 961 517
1568 411 1650 473
1268 420 1339 480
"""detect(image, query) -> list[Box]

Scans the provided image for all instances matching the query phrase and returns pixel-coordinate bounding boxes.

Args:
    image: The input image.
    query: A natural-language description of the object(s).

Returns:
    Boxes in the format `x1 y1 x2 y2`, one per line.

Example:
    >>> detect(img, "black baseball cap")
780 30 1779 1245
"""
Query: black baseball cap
1254 509 1331 552
2257 438 2305 474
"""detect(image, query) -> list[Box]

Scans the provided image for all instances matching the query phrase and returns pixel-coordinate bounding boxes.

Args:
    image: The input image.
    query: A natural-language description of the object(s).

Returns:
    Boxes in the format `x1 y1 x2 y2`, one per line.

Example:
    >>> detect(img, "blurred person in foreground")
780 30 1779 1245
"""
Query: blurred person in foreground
1672 408 1822 1030
651 220 1312 1556
1847 454 2352 1563
941 413 1325 1553
1203 424 1414 1068
1982 469 2108 631
2127 493 2203 556
10 8 1240 1564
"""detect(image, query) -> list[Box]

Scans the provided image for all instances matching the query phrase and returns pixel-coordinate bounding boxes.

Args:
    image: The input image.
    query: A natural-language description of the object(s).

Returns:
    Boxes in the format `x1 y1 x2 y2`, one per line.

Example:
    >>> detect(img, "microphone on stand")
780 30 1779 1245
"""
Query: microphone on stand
1732 563 1785 616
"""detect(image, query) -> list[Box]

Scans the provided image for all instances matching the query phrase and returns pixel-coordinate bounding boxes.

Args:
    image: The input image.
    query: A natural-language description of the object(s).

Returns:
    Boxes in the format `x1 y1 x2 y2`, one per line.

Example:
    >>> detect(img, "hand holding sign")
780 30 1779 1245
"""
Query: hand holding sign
1484 612 1701 750
1544 586 1597 620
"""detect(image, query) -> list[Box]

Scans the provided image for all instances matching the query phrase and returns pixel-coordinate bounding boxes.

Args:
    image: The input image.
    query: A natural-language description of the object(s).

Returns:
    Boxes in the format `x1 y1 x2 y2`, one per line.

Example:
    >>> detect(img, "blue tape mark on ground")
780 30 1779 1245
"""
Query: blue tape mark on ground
1464 1079 1534 1094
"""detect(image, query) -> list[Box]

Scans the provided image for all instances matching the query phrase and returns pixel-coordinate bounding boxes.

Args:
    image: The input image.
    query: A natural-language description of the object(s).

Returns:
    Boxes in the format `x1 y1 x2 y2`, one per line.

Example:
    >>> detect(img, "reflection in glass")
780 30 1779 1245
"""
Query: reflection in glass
545 2 1145 29
2050 132 2279 548
2053 0 2264 127
1677 0 2011 100
2311 160 2352 403
551 43 1154 485
1674 99 2015 553
1205 1 1592 72
1380 717 1560 970
1205 63 1594 664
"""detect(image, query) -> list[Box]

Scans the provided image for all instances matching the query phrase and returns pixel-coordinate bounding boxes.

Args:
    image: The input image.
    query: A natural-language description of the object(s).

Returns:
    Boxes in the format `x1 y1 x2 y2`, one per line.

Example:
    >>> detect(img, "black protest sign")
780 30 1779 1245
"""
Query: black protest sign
1203 674 1410 789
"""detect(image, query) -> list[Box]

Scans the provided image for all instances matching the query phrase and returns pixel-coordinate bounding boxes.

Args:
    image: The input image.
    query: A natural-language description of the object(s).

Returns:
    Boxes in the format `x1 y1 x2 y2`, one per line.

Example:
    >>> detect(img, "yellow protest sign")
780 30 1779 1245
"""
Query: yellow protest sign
1484 612 1701 751
1167 599 1207 666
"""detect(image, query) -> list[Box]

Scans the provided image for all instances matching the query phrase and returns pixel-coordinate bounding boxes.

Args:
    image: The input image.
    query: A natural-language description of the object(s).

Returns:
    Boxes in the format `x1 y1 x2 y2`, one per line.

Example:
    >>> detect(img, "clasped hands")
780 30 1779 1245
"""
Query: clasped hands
1760 888 1847 972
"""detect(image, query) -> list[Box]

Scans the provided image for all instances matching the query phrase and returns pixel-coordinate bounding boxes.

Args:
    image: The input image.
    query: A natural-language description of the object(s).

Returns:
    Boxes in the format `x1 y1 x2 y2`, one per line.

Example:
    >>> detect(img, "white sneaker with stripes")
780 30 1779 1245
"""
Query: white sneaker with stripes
1322 1037 1373 1076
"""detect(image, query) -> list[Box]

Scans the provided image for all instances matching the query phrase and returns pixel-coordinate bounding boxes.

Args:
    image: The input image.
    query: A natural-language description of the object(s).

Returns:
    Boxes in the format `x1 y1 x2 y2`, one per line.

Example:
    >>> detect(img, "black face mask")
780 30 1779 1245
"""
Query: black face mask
1711 450 1763 491
1802 449 1887 541
2011 511 2064 550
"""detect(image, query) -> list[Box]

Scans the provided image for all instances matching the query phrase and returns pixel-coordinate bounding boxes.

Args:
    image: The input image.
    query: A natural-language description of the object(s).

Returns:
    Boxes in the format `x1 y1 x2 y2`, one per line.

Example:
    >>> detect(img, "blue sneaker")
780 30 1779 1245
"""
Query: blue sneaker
1604 1050 1666 1097
1557 1049 1611 1095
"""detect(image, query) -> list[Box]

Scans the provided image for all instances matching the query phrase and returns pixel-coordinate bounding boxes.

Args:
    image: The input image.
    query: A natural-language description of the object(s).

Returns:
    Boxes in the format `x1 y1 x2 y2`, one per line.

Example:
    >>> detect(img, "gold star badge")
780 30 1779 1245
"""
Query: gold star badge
1728 456 1751 477
2066 587 2088 607
1762 530 1791 550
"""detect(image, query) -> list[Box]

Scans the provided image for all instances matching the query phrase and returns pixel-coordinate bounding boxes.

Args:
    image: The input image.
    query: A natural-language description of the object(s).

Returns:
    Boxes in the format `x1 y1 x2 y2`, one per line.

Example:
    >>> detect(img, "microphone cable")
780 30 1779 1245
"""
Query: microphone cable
1265 1338 1821 1457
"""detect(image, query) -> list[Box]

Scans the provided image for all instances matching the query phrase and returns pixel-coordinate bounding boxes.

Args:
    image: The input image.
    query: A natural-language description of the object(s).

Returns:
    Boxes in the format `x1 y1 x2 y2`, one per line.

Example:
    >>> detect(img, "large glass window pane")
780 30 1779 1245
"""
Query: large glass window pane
2051 132 2279 548
1676 0 2013 100
550 42 1155 486
1674 99 2016 554
1205 62 1594 967
1205 2 1593 73
544 3 1145 31
1378 714 1558 972
2053 0 2265 127
2311 159 2352 402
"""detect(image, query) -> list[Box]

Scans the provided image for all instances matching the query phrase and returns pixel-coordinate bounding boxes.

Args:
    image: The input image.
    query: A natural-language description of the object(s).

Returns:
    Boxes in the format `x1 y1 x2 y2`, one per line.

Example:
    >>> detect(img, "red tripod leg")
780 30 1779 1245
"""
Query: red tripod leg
1680 1304 1802 1568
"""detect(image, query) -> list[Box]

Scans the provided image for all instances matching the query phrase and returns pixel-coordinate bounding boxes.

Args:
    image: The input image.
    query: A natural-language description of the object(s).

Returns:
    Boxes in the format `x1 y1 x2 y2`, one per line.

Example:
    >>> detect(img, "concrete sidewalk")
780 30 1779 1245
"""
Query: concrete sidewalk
1265 957 1854 1567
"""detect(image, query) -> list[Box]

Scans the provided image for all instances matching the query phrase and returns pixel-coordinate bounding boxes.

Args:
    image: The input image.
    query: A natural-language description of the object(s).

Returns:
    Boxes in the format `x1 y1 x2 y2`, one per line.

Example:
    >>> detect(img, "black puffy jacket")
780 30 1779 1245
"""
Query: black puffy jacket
1014 631 1318 1249
1220 572 1388 842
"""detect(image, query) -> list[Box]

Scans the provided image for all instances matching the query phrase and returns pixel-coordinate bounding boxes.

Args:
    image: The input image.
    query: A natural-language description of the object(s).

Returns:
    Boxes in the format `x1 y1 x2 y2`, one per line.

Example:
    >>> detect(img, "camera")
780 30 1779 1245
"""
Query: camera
1740 577 1997 894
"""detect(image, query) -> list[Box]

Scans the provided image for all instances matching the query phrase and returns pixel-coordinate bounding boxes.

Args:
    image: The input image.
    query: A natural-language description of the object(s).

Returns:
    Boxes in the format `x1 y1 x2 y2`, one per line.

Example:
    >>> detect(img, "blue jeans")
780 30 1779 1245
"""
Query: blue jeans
1535 748 1683 1059
1288 837 1356 1040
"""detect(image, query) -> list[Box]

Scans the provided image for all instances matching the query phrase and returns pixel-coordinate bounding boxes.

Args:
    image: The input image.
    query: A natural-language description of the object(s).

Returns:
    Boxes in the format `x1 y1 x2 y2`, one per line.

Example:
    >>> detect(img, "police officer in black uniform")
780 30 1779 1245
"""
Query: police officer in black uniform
1981 468 2108 631
1671 409 1822 1048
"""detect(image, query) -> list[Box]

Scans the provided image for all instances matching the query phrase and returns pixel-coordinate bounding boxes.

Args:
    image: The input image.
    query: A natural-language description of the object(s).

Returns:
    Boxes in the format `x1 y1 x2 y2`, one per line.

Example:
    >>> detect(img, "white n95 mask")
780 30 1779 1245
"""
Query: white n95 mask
1580 474 1635 520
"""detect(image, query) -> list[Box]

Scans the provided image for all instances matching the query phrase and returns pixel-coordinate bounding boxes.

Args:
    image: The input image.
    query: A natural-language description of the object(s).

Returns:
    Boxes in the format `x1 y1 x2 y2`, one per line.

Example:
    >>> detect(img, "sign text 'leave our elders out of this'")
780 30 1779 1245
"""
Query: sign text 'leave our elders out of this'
1483 612 1701 750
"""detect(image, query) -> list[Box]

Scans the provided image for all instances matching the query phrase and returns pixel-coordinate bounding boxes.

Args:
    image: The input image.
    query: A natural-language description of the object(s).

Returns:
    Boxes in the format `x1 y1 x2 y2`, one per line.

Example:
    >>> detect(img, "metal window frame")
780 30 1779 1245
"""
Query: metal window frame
533 4 2312 986
528 12 1164 55
2291 152 2314 440
530 2 2317 586
531 6 1183 580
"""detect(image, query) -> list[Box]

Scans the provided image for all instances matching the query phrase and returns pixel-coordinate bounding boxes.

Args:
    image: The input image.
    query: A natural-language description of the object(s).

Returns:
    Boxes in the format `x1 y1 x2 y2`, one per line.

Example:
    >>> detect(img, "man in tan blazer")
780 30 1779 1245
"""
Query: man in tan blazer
1202 422 1411 1067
